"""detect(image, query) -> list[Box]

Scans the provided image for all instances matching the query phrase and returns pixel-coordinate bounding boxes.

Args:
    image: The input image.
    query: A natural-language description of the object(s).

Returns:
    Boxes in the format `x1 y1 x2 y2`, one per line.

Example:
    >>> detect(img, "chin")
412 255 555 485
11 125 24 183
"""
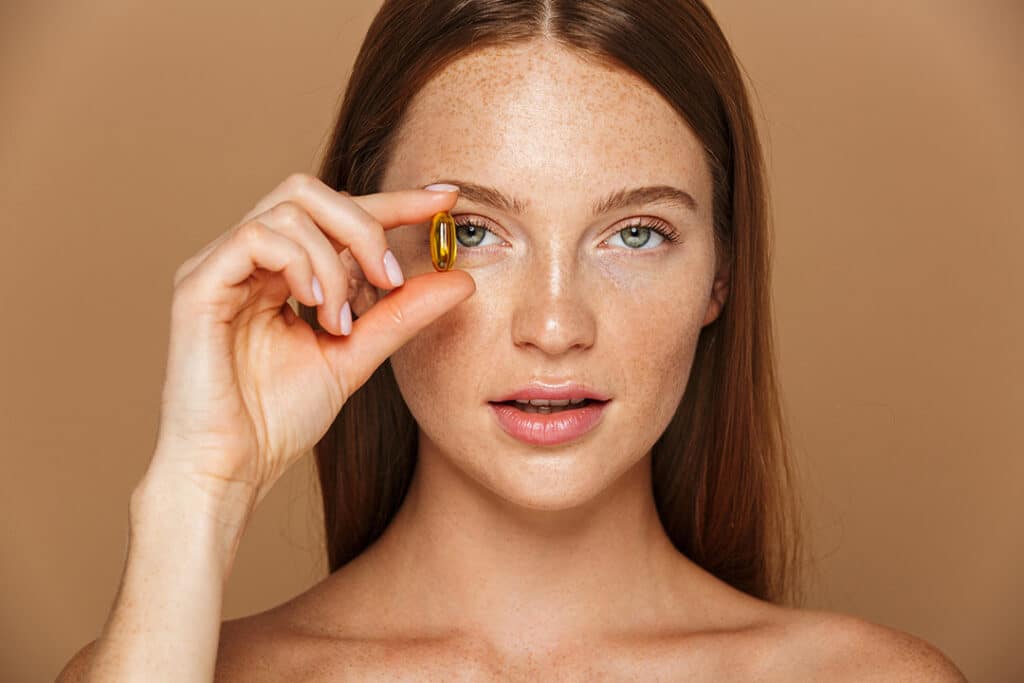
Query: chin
463 440 641 513
496 459 604 510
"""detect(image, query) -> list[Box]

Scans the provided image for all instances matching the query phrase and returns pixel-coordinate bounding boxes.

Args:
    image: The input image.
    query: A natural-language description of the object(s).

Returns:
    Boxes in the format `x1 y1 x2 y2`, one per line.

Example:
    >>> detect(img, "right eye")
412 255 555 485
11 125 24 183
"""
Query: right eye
454 217 503 248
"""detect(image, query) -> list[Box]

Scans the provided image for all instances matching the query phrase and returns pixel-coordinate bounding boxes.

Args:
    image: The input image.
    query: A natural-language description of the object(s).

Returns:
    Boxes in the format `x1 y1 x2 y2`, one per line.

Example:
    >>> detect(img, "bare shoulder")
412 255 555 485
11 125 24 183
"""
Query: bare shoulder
778 608 968 682
215 608 331 682
213 560 420 681
55 638 99 682
213 604 475 682
52 614 316 682
214 573 394 682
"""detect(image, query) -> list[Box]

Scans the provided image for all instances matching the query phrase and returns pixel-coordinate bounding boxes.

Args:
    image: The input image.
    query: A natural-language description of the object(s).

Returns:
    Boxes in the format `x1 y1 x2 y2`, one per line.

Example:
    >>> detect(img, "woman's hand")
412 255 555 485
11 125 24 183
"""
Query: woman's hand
55 176 472 683
141 173 472 521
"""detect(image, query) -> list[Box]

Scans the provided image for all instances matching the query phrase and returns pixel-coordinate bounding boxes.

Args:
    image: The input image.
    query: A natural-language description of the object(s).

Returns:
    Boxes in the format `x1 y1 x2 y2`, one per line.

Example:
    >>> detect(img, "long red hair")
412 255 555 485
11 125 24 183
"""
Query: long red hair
298 0 805 605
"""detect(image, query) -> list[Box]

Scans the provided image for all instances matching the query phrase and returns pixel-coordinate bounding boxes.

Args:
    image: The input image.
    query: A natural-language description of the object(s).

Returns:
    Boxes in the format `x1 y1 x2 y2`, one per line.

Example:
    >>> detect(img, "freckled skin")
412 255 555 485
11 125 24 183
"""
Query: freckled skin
297 39 759 665
377 41 725 510
276 38 736 672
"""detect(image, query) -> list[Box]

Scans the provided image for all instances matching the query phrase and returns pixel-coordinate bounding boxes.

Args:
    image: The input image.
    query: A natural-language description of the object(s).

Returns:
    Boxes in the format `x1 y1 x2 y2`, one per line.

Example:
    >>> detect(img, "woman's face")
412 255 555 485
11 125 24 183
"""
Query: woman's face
374 40 728 510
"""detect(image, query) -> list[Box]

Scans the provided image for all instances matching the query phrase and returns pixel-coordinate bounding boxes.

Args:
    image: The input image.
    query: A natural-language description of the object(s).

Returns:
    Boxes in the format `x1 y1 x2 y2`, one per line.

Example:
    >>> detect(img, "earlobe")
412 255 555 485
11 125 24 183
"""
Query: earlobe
340 248 382 319
702 265 731 327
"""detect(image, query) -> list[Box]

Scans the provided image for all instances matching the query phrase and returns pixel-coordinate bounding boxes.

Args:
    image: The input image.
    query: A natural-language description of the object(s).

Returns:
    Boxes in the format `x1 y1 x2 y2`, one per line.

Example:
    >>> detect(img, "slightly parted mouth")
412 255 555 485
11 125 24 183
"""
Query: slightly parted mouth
488 383 613 404
490 398 608 407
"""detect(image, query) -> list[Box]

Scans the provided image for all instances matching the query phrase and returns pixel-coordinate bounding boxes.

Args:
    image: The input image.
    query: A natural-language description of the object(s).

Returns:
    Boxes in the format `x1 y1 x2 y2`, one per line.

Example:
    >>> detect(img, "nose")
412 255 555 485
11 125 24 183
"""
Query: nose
510 253 597 356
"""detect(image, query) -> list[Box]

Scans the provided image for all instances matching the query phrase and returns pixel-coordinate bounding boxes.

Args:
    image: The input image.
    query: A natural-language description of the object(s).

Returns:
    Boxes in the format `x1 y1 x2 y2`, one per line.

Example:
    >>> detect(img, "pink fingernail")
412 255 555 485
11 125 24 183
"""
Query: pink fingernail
383 249 405 287
424 183 460 193
311 276 324 305
339 301 352 336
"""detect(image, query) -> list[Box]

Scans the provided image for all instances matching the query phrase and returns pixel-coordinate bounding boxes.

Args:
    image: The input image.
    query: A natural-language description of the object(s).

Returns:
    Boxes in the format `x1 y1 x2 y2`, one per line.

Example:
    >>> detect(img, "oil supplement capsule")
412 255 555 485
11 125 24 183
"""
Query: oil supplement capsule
429 211 457 271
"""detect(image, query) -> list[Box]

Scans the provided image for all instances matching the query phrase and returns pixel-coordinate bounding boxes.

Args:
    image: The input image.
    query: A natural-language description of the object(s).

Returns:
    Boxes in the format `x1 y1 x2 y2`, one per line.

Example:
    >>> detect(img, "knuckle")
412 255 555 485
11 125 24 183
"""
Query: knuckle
235 219 267 246
353 214 385 242
270 200 306 230
281 238 310 270
284 172 318 194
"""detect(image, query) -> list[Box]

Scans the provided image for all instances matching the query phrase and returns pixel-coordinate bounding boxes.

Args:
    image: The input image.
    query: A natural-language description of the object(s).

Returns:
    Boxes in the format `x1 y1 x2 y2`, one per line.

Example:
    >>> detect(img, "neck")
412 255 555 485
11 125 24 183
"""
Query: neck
359 433 704 648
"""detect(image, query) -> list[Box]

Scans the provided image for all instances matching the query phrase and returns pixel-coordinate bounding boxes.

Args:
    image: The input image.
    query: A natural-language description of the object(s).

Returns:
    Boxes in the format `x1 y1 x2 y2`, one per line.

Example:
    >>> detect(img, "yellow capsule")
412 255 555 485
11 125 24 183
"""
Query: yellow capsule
429 210 457 271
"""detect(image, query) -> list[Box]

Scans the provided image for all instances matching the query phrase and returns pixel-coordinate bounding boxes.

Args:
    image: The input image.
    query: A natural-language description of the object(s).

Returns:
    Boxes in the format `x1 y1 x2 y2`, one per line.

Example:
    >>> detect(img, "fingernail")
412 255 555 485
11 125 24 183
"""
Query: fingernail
383 249 405 287
311 276 324 305
339 301 352 336
424 183 460 193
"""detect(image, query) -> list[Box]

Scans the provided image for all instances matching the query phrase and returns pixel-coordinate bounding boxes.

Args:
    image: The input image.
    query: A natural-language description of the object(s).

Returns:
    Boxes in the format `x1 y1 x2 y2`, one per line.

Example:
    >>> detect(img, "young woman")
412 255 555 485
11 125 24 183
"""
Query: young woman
60 1 966 680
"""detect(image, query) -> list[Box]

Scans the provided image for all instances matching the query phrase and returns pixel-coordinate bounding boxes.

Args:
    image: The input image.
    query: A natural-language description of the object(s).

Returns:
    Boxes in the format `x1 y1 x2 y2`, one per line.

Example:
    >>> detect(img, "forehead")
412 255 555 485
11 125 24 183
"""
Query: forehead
384 41 710 205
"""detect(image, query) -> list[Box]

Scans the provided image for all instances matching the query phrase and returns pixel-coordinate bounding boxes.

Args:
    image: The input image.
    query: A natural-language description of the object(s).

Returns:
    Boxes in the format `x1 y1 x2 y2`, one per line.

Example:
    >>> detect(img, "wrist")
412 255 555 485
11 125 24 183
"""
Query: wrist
129 467 256 580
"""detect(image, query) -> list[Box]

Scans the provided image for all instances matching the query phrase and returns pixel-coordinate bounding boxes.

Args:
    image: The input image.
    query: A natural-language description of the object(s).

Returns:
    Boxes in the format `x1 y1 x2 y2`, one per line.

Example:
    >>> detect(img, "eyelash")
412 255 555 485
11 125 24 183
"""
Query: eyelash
451 216 682 249
616 218 683 245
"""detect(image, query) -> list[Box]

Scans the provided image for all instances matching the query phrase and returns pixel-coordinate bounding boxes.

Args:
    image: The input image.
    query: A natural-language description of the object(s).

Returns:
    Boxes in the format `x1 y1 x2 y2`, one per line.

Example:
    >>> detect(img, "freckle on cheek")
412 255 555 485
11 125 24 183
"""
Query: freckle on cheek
604 271 633 293
595 263 650 294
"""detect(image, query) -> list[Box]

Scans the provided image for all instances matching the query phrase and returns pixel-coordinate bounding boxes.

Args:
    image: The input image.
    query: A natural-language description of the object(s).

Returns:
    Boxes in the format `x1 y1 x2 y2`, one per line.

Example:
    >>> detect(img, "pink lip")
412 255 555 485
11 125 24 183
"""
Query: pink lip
488 400 610 446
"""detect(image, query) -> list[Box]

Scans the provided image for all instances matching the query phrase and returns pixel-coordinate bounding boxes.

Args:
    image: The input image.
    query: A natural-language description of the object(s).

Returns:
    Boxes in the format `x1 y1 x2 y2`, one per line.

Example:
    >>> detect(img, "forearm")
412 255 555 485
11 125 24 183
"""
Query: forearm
82 475 252 682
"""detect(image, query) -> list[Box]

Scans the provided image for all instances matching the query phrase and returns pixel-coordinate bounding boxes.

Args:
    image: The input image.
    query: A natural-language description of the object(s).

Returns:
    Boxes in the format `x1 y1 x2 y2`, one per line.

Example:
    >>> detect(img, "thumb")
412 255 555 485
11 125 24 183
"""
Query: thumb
319 270 476 397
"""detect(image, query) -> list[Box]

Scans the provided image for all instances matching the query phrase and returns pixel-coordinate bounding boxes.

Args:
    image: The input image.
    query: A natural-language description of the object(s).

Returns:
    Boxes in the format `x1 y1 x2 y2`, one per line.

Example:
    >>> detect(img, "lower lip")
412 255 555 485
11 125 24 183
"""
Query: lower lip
488 401 610 446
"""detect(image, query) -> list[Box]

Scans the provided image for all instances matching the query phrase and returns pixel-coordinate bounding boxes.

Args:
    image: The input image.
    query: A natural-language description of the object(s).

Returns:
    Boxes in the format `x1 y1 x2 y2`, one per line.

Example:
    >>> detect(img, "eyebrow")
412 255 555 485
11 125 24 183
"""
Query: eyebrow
425 179 699 218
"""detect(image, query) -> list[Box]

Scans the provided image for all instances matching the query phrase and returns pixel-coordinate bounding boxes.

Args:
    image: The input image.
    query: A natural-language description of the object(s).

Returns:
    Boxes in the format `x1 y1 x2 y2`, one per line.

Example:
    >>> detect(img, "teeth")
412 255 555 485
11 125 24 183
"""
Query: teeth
513 398 587 406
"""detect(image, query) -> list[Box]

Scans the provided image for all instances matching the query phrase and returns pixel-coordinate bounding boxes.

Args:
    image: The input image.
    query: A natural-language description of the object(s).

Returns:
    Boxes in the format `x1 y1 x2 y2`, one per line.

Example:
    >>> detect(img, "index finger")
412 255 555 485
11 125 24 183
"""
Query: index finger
345 183 464 229
240 174 460 233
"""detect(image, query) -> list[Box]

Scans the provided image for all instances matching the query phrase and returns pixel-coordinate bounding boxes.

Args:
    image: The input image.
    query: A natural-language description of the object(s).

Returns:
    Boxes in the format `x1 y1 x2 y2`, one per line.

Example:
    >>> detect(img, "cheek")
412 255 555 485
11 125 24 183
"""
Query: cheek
614 318 697 417
388 296 489 432
594 250 711 331
592 257 710 420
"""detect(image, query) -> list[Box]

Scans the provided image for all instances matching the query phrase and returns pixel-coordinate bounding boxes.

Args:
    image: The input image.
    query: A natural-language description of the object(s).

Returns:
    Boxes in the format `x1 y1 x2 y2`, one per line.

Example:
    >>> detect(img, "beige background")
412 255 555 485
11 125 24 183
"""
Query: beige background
2 1 1021 680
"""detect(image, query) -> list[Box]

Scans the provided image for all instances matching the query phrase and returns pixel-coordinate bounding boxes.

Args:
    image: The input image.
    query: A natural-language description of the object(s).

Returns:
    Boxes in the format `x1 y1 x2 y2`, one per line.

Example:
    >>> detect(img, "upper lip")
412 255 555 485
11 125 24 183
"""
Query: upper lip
489 381 612 403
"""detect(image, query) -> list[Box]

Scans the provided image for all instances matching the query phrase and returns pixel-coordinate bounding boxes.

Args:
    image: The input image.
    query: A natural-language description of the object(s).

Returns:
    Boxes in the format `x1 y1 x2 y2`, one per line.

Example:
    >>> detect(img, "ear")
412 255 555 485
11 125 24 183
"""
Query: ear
340 248 383 319
702 258 731 327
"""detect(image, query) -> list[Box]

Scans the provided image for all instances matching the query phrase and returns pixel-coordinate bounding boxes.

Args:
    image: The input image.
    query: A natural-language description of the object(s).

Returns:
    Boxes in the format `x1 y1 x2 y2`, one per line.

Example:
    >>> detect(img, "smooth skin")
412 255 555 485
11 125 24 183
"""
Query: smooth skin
58 39 967 681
